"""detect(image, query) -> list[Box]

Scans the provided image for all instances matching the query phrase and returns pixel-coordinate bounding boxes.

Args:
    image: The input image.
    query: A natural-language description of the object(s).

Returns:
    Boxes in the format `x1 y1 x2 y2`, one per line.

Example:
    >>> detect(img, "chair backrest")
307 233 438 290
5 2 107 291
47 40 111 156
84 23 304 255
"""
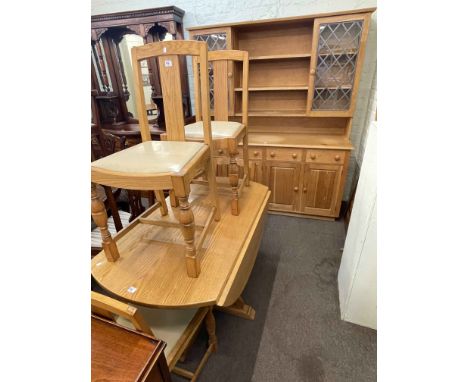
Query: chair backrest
91 291 154 336
193 50 249 128
131 41 213 144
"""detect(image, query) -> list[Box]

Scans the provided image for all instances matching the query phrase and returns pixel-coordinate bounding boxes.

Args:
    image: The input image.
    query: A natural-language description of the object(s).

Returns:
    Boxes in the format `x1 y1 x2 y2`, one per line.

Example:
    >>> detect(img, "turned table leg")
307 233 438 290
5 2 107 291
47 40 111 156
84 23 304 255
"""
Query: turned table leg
91 183 120 262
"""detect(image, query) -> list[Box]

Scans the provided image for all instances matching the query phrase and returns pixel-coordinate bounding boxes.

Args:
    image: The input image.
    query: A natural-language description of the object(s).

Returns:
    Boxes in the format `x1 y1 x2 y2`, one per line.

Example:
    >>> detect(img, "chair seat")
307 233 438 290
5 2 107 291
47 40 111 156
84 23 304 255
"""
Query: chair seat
116 306 198 357
184 121 244 139
91 141 206 174
91 210 131 248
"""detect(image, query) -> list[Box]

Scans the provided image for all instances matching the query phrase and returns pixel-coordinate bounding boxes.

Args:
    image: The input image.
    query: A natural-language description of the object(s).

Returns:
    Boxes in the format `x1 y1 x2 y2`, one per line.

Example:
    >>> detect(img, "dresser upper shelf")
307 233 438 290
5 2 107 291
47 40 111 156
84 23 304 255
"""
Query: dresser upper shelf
234 86 308 92
234 110 307 117
249 53 311 60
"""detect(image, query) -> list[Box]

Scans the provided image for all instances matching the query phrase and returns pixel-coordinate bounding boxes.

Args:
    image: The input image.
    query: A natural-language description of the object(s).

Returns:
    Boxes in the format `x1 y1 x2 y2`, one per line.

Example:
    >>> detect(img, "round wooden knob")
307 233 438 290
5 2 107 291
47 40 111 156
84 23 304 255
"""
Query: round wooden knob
334 155 341 161
253 151 259 156
270 152 276 157
310 69 316 75
303 188 307 193
310 154 317 160
218 149 223 154
294 187 299 192
292 153 297 159
228 72 233 78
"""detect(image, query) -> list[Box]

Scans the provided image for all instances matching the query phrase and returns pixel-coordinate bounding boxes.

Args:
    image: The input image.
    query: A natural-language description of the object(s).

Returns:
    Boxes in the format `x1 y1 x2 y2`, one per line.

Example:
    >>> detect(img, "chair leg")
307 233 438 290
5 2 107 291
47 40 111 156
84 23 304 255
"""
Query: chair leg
242 134 250 187
91 183 119 262
169 190 179 208
172 308 217 382
128 190 145 222
102 186 123 231
177 196 200 278
155 190 168 216
206 156 221 221
228 147 240 216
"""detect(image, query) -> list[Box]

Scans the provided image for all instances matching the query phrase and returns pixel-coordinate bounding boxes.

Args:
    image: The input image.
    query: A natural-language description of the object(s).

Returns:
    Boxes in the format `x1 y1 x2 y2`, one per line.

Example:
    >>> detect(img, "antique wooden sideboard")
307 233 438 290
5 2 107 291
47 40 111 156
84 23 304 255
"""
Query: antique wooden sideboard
91 6 193 145
92 315 172 382
188 8 375 218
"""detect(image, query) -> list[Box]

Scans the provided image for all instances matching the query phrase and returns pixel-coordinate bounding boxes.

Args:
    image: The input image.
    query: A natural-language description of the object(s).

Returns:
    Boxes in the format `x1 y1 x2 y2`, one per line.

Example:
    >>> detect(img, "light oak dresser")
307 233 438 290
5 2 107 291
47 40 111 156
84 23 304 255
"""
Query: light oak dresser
188 8 375 218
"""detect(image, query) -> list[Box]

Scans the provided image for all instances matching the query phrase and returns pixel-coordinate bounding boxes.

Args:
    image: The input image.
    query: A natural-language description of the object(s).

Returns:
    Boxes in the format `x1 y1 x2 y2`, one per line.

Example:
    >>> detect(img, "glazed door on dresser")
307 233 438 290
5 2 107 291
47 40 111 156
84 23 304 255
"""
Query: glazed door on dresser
189 27 234 113
307 14 370 117
301 163 343 217
265 162 300 212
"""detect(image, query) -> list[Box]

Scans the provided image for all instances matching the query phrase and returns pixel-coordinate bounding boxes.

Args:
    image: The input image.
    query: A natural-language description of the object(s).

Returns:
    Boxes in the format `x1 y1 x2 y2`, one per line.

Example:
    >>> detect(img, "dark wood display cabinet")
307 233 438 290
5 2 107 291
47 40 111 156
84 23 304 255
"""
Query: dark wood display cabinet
91 6 193 146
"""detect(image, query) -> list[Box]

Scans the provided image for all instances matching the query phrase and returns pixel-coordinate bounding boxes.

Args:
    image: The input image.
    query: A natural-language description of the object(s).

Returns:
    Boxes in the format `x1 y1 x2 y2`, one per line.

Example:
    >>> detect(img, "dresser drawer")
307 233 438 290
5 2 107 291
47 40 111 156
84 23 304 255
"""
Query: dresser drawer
305 149 345 164
266 148 302 162
249 148 263 160
214 147 227 157
238 147 263 159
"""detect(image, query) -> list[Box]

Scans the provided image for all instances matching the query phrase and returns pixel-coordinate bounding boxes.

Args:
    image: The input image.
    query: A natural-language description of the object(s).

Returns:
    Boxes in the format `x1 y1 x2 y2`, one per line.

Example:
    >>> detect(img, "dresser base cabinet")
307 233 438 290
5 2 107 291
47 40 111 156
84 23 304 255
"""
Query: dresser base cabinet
238 147 350 219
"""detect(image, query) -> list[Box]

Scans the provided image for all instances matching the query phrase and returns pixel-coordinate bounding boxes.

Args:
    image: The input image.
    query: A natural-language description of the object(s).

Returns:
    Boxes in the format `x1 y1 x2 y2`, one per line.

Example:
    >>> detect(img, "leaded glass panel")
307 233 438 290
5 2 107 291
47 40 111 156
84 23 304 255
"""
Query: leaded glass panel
194 33 227 109
312 20 363 111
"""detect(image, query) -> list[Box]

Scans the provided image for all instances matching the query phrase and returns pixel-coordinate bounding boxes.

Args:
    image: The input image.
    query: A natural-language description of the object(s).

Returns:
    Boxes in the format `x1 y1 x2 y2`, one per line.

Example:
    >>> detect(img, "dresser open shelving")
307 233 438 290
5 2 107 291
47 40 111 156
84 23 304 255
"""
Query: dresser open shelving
189 8 375 218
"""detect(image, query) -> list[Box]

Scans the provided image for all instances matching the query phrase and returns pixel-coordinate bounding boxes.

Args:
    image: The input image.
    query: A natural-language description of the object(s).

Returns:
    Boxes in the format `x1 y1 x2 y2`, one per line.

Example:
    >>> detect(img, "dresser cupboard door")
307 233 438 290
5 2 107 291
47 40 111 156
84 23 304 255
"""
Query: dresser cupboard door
265 162 300 212
307 13 370 117
301 164 342 216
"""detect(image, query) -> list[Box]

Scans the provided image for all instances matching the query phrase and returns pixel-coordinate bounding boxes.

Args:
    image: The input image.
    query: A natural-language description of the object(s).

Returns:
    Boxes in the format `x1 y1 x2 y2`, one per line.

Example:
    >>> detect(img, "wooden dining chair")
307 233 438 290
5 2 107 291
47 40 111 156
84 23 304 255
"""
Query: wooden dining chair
91 40 220 278
91 291 217 382
184 50 250 216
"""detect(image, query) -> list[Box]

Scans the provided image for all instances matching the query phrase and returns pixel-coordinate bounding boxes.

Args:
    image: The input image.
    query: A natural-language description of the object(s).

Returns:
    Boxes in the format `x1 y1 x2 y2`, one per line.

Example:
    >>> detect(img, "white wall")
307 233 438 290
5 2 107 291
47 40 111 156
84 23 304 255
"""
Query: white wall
92 0 377 200
338 120 377 330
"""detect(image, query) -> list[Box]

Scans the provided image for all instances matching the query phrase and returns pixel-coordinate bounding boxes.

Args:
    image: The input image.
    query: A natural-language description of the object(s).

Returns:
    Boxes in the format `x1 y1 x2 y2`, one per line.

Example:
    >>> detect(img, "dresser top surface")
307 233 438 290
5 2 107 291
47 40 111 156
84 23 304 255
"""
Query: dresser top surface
246 133 353 150
187 7 376 31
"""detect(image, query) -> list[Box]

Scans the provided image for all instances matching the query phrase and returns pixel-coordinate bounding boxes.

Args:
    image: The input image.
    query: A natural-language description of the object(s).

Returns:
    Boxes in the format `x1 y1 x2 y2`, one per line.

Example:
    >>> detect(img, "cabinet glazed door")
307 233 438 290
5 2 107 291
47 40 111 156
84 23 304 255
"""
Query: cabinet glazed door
265 162 300 212
301 164 342 217
307 14 370 117
190 27 233 112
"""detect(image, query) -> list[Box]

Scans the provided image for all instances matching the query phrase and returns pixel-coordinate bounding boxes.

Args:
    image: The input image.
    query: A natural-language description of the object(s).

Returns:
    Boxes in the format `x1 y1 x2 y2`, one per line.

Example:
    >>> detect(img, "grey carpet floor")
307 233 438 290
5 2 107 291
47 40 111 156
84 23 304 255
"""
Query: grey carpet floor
172 214 376 382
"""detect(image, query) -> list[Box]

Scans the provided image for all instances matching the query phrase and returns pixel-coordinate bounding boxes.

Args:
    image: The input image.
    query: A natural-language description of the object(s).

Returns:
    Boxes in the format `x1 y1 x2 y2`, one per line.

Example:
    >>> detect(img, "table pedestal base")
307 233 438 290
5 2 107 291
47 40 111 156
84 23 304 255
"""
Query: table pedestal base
216 296 256 320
